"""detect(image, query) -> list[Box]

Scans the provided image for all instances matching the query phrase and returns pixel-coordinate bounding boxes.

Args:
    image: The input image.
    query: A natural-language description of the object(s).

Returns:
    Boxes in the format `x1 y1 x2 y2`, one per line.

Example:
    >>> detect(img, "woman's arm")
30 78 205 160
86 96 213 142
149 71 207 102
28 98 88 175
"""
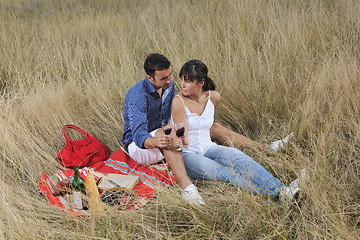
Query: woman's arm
210 122 268 149
209 91 268 149
171 96 189 147
210 90 222 108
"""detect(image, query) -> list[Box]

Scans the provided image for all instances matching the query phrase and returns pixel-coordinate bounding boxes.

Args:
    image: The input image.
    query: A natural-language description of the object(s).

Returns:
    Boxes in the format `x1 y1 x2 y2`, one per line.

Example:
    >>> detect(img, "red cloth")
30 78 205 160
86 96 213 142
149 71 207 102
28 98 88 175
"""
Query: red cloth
39 148 177 216
92 148 177 199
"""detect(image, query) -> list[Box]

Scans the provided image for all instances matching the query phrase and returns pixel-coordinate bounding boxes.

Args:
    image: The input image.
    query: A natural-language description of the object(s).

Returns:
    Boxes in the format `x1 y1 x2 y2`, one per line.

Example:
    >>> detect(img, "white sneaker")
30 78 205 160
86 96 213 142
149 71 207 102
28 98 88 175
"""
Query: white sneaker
181 184 205 206
279 168 307 203
270 132 294 152
279 178 300 203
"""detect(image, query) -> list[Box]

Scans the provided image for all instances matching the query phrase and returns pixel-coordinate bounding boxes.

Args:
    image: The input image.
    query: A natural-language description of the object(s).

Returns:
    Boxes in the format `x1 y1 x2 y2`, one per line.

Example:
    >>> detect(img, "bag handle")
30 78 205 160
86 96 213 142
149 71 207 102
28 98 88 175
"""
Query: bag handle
63 124 90 142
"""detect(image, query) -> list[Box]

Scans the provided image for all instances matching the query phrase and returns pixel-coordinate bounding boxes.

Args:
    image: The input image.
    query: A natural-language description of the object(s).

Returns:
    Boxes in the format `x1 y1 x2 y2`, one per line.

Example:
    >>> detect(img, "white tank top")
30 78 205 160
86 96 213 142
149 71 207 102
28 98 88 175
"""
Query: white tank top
174 92 216 155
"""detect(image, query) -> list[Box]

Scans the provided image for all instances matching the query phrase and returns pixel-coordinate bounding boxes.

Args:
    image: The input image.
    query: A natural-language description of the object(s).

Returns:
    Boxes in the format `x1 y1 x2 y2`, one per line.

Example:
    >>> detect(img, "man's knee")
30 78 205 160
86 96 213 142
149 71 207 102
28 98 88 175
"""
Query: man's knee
128 142 164 165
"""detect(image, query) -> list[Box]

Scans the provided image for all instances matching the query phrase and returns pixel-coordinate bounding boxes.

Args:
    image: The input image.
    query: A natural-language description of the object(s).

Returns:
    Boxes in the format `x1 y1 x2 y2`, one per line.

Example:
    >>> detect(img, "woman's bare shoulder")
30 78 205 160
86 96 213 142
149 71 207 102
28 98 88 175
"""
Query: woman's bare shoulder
210 90 221 107
172 94 185 109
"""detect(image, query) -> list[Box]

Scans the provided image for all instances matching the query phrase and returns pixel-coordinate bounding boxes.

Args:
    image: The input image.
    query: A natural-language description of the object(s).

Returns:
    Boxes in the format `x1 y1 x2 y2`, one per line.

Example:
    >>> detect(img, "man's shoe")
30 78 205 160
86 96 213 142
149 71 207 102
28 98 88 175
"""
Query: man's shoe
270 132 294 152
181 184 205 206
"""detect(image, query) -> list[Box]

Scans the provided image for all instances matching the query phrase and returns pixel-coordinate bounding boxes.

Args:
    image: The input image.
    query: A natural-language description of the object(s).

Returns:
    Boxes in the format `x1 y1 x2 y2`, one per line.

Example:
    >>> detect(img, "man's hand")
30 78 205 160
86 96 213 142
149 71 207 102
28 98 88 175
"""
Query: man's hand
156 135 172 149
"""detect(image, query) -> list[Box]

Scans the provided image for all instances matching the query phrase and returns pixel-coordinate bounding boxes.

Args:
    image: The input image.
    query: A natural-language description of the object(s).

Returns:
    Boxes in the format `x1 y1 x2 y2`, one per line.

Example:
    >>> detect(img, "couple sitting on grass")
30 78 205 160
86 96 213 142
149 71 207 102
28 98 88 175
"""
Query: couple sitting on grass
122 53 304 206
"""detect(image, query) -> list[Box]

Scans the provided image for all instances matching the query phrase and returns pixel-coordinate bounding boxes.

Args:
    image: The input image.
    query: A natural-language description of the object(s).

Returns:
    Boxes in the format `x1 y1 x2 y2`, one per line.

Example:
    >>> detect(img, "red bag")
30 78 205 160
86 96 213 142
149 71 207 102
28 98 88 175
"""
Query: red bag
56 125 109 168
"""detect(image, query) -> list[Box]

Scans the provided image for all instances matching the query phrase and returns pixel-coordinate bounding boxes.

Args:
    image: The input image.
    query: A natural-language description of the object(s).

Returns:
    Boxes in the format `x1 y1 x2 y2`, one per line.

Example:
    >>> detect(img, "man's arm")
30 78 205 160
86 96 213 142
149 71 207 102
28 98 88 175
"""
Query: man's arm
127 95 171 150
143 134 170 149
127 96 152 149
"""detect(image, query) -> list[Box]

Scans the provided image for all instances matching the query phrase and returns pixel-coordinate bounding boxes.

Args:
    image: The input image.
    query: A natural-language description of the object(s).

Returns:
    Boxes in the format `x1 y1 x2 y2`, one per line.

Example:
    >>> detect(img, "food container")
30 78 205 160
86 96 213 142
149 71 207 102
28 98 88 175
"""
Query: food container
100 187 139 211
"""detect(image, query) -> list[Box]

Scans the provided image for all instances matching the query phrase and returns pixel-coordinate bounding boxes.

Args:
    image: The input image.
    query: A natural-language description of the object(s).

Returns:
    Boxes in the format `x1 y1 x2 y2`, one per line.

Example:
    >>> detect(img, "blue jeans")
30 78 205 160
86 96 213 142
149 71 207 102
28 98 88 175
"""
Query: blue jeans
182 145 284 197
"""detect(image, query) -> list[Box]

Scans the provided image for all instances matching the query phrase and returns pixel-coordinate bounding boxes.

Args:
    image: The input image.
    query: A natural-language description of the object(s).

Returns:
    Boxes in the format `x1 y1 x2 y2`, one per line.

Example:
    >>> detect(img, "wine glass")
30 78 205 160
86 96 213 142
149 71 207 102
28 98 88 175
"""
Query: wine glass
161 120 173 136
175 122 185 151
162 120 173 148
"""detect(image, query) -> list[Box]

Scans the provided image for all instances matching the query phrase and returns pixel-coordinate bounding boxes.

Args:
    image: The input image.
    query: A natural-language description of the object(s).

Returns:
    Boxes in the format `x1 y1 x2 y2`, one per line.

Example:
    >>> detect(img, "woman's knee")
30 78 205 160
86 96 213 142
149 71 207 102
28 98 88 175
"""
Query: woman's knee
209 145 245 159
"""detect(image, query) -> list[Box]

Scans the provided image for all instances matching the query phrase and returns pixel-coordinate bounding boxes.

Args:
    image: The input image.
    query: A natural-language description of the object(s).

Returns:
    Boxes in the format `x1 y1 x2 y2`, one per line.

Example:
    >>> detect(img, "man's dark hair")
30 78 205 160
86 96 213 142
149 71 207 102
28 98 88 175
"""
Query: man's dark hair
144 53 171 77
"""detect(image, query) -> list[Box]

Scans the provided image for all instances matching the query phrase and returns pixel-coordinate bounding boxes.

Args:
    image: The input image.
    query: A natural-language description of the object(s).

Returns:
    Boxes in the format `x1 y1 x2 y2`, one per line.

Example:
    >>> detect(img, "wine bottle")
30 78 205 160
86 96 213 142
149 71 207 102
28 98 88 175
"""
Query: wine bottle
71 167 86 192
71 167 86 210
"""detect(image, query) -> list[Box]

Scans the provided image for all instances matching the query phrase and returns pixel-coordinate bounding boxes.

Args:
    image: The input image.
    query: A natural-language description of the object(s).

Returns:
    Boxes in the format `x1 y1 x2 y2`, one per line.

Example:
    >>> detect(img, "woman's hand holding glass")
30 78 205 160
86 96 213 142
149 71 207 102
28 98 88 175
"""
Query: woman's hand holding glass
175 122 186 151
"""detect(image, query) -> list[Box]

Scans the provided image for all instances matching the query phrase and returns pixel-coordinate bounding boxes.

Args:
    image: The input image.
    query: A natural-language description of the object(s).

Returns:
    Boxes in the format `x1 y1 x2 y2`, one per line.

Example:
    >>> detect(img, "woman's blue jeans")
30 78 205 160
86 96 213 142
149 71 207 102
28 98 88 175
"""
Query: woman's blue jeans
182 145 284 197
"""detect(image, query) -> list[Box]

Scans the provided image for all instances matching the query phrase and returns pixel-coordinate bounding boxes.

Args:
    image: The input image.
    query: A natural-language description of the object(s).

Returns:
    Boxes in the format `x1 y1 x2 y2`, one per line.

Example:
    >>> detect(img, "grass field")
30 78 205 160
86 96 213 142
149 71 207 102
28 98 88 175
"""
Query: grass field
0 0 359 239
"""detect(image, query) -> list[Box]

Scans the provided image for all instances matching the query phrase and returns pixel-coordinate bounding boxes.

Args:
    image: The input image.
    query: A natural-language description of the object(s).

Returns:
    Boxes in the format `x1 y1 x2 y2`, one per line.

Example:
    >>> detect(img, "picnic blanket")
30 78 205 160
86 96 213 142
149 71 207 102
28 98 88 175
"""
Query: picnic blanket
38 148 177 216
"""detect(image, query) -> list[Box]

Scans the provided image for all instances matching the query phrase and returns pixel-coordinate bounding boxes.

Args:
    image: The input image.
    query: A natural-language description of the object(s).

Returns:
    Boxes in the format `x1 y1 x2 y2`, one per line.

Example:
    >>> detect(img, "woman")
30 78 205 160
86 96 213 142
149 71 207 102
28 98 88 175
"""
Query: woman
171 59 301 201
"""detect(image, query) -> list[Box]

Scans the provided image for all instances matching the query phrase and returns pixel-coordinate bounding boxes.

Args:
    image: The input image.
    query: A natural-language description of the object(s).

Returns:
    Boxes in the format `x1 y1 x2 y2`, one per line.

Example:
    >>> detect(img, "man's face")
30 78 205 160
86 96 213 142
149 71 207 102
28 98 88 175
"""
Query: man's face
148 67 172 90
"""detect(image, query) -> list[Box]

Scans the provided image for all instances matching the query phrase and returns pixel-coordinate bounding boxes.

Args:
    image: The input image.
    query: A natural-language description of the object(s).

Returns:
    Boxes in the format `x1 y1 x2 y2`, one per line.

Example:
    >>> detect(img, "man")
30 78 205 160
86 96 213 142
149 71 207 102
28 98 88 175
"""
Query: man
122 53 204 205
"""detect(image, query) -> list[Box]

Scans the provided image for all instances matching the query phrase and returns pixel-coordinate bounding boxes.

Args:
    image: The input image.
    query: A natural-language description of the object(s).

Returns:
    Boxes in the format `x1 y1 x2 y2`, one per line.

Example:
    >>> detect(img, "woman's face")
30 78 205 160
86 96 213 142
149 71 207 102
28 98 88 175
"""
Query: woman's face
180 77 203 96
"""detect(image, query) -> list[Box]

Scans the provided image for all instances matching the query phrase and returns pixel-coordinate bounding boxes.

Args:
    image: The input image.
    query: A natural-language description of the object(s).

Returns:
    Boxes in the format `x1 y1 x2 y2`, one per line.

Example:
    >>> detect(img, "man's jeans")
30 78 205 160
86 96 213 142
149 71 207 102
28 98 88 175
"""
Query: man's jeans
182 145 284 197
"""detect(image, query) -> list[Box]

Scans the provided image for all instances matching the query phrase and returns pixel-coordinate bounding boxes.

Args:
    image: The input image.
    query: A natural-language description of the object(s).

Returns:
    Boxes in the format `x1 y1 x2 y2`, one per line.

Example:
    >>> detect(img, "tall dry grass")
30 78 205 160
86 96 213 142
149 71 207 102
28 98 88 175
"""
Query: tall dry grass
0 0 359 239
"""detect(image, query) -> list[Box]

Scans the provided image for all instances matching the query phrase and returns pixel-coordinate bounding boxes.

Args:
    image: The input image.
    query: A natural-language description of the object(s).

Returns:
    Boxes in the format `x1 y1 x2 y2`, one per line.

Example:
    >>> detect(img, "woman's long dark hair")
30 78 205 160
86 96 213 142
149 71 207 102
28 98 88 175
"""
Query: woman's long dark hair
179 59 215 91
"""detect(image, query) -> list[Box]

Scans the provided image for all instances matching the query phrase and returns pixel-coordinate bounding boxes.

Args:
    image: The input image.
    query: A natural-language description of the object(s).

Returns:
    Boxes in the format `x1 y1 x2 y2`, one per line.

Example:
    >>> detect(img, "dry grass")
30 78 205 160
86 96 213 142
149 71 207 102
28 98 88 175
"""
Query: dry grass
0 0 359 239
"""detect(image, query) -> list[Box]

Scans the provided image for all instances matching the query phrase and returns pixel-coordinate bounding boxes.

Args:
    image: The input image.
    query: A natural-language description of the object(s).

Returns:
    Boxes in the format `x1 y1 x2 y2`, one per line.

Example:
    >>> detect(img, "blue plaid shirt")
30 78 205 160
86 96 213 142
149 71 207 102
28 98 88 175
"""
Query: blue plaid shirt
122 77 175 151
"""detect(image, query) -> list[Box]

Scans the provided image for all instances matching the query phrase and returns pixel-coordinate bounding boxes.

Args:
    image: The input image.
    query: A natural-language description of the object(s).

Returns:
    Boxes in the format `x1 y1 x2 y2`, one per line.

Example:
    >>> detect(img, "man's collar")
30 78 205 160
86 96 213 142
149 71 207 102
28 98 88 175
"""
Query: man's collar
144 77 157 94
